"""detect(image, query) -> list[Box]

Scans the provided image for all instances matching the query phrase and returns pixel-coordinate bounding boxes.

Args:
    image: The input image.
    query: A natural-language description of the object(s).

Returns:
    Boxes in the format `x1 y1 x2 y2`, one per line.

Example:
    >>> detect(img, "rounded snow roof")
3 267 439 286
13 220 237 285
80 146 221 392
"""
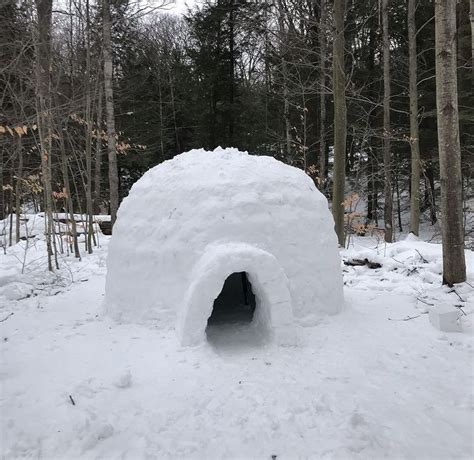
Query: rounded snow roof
106 148 343 346
126 147 327 204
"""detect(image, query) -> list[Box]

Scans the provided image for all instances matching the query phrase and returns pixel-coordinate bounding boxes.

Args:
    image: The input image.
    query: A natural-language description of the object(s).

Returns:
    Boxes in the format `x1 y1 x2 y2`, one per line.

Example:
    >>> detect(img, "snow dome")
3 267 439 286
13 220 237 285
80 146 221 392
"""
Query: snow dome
105 148 343 346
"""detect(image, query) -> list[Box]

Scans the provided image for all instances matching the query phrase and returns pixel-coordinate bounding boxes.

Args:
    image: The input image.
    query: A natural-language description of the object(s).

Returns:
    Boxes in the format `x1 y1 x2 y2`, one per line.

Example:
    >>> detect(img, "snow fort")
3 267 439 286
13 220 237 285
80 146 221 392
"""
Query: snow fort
105 148 343 347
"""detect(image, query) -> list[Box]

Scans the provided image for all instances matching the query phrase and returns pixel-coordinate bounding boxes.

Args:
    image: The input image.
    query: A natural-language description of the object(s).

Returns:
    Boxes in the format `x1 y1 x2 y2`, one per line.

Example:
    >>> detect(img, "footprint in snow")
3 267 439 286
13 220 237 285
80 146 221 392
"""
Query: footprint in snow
114 370 132 389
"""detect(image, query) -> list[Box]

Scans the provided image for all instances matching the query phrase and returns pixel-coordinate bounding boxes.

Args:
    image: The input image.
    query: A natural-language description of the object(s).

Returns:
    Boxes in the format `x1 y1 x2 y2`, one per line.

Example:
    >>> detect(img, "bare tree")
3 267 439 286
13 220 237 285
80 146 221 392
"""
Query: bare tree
332 0 347 246
94 85 103 213
434 0 466 285
85 0 94 253
15 134 23 243
277 0 292 162
408 0 420 235
471 0 474 74
58 128 81 259
35 0 55 270
103 0 119 228
382 0 393 242
319 0 327 188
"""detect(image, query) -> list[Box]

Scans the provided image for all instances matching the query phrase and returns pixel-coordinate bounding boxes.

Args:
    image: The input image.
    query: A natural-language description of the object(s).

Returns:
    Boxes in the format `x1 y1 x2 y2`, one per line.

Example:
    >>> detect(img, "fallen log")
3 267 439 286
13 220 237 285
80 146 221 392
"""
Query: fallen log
344 258 382 269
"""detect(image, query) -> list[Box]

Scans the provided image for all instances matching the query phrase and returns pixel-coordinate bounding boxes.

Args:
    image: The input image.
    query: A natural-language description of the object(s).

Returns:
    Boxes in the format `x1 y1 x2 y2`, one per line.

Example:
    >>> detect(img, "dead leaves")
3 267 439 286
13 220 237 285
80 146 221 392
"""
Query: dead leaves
0 124 36 137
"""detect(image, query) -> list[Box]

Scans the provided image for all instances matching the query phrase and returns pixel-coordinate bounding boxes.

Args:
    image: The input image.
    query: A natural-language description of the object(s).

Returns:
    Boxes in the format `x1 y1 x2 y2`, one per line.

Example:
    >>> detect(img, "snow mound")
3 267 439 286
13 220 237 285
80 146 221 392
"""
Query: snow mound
105 148 343 345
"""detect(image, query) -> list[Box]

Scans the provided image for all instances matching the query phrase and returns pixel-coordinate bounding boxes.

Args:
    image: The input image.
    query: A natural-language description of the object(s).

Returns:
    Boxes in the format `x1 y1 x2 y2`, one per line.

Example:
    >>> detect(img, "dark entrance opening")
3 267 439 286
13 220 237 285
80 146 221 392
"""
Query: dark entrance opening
207 272 256 326
206 272 269 350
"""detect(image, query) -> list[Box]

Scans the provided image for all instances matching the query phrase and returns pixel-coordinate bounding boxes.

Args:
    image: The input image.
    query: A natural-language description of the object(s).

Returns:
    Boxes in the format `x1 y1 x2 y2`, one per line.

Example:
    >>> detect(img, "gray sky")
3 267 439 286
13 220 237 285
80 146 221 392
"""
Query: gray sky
167 0 199 15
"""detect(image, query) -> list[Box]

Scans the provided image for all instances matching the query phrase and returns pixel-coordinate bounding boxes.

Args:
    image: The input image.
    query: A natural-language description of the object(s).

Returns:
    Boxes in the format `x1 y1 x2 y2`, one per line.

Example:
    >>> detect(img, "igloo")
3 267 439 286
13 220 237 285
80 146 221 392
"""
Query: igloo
105 148 343 346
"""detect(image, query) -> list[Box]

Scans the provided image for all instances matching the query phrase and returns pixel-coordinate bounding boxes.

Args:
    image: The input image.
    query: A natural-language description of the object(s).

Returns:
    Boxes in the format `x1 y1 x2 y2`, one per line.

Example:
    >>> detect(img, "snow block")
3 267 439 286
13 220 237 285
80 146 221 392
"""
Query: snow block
429 305 463 333
105 148 344 346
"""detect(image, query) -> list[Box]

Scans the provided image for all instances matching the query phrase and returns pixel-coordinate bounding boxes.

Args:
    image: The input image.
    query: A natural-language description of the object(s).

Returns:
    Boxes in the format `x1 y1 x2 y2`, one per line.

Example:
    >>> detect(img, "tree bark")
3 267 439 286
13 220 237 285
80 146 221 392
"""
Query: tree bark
332 0 347 246
35 0 54 271
85 0 93 253
168 69 181 153
228 0 235 144
59 130 81 259
15 135 23 244
435 0 466 285
94 85 103 213
277 0 292 162
103 0 119 228
319 0 327 189
157 64 165 159
408 0 421 236
366 26 378 226
0 148 4 221
470 0 474 74
382 0 393 242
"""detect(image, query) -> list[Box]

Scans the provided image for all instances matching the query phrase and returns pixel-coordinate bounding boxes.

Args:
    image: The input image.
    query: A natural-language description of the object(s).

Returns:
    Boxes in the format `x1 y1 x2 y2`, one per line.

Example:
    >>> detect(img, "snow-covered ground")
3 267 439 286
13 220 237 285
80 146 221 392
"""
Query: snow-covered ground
1 216 473 459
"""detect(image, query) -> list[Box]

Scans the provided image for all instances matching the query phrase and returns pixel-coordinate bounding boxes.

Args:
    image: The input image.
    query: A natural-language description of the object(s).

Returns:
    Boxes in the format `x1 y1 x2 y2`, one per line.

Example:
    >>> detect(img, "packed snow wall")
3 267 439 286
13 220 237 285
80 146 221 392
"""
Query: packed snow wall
105 148 343 345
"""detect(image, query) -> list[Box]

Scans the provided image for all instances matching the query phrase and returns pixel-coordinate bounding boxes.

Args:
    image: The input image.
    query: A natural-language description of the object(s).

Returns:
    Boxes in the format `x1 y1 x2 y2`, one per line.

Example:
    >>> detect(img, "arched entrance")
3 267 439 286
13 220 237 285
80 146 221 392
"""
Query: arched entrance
206 272 256 326
178 243 296 347
205 271 258 347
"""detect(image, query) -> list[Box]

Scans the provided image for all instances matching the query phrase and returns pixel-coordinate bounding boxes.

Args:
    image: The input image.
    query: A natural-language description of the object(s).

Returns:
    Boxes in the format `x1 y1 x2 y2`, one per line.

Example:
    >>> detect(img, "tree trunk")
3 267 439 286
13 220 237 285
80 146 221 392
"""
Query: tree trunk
382 0 393 243
59 131 81 259
435 0 466 285
319 0 327 189
168 70 181 153
470 0 474 74
408 0 421 236
15 135 23 244
0 147 4 221
366 26 378 226
264 5 270 154
94 85 103 213
396 169 403 232
9 206 13 247
85 0 93 253
423 158 437 224
157 64 165 159
228 0 235 144
103 0 119 228
277 0 292 162
332 0 347 246
35 0 54 271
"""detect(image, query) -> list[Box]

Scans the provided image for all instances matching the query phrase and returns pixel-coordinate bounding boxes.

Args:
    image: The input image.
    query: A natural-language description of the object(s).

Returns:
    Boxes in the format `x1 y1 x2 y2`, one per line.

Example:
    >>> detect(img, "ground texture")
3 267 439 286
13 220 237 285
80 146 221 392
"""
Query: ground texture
1 220 473 459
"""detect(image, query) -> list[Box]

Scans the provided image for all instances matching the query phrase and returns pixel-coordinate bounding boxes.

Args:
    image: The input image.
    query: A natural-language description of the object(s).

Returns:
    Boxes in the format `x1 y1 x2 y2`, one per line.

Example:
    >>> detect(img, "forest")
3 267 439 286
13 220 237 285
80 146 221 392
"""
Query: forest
1 1 473 458
1 0 472 275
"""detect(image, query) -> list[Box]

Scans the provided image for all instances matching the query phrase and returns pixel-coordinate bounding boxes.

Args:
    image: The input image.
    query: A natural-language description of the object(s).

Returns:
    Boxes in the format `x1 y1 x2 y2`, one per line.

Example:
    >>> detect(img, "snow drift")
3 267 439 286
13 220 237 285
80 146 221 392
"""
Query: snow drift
105 148 343 345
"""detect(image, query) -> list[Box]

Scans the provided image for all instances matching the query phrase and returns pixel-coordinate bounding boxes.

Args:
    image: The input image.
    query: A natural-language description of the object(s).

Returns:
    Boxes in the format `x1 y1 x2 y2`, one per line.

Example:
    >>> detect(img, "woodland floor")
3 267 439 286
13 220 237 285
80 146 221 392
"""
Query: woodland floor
0 216 473 459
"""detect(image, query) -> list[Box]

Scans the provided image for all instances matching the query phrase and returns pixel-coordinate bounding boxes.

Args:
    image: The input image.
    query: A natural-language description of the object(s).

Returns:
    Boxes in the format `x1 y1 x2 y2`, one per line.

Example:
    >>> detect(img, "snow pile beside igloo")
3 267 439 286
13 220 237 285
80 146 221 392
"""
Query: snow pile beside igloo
105 147 343 346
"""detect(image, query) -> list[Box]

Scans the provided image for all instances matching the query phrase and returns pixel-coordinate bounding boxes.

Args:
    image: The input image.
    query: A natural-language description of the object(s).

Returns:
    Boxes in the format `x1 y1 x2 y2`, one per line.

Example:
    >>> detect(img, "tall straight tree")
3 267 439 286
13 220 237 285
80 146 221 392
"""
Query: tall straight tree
382 0 393 242
103 0 119 228
332 0 347 246
408 0 420 235
277 0 292 161
471 0 474 73
434 0 466 285
95 86 103 213
319 0 327 188
35 0 54 270
85 0 94 253
228 0 235 144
